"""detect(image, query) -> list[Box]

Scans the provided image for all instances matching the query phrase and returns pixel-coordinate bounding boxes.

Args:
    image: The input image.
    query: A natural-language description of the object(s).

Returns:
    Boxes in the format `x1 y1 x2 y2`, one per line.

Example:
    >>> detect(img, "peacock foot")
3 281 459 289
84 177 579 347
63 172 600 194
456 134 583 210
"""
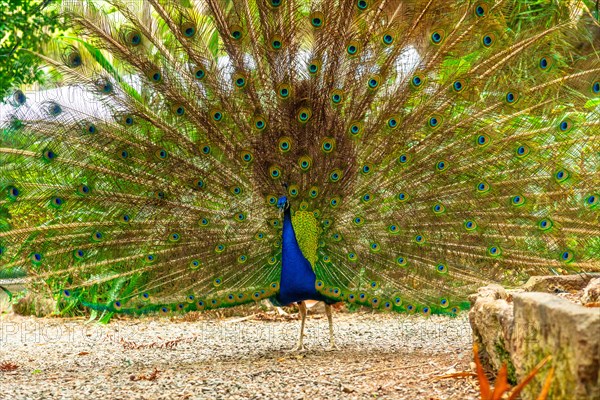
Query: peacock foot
325 343 339 351
288 343 307 352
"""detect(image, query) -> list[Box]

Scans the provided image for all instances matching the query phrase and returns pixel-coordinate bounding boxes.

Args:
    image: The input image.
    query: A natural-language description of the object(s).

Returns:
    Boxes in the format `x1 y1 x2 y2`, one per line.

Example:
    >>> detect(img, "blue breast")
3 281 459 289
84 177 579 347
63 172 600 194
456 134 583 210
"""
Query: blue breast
275 207 329 305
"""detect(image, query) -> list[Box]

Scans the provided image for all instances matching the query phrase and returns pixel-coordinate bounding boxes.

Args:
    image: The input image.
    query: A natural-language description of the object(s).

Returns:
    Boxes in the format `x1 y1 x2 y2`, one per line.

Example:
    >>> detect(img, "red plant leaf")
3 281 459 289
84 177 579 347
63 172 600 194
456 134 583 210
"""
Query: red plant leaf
473 343 492 400
536 366 555 400
507 355 552 400
491 364 511 400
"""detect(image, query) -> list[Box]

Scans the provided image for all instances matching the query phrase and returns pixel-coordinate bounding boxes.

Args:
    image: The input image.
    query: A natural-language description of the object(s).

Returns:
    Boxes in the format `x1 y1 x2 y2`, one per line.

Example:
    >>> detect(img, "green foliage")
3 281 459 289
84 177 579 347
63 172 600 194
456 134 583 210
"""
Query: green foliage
0 0 62 101
495 339 518 385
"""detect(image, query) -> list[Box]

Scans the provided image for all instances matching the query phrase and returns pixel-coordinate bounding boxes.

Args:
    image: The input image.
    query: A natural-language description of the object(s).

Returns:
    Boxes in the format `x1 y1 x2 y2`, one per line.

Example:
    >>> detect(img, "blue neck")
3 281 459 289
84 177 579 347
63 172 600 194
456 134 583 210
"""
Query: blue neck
276 207 326 305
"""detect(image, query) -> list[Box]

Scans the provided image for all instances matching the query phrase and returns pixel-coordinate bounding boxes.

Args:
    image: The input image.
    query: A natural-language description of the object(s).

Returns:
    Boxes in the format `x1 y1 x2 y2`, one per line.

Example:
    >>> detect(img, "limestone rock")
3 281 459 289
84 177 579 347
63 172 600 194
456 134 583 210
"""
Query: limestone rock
12 293 55 317
522 274 599 294
468 285 516 380
470 279 600 400
512 293 599 400
582 278 600 305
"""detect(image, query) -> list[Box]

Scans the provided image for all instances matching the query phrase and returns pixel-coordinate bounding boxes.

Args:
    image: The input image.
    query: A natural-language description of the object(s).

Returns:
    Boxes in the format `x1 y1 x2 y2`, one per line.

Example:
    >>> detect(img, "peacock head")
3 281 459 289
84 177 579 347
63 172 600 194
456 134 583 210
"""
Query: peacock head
277 196 289 210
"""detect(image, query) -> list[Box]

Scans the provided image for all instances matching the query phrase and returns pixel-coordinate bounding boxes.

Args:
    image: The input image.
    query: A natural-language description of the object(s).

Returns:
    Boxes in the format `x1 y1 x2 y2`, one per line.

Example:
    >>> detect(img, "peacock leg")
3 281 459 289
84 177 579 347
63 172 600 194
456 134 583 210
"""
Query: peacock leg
289 301 307 352
324 303 339 351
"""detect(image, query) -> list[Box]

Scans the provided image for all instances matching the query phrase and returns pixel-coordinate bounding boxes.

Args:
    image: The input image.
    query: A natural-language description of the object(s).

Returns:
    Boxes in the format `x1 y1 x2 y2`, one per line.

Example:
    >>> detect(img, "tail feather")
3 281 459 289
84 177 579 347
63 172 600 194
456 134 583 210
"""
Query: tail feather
1 0 599 316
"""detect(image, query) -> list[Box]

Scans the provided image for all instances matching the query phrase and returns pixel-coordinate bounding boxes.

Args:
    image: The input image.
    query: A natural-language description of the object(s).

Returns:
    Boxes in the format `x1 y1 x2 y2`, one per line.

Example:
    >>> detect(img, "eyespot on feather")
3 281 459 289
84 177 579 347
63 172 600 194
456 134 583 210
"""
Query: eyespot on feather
181 22 197 38
482 33 496 47
253 115 267 131
330 89 344 105
270 35 284 50
310 11 325 28
346 40 361 56
124 30 143 46
382 32 394 45
348 121 363 136
277 83 292 99
321 137 336 153
474 2 489 17
65 50 82 68
298 155 312 171
430 29 446 45
308 60 321 75
230 25 243 40
269 165 282 179
297 107 312 123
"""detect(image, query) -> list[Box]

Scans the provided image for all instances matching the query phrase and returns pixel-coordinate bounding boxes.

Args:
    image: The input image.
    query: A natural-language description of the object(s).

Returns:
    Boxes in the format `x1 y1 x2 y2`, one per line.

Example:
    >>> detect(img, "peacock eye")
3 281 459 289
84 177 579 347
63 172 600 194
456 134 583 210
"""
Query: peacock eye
13 90 26 105
184 26 196 37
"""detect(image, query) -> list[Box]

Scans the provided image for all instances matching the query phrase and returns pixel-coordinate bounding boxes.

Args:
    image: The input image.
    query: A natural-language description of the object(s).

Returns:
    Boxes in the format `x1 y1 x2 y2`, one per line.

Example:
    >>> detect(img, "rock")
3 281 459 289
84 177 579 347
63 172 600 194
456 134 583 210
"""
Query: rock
468 284 510 303
468 285 515 381
582 278 600 305
521 274 599 294
12 293 55 317
341 384 355 393
512 293 599 400
470 281 600 400
0 279 25 315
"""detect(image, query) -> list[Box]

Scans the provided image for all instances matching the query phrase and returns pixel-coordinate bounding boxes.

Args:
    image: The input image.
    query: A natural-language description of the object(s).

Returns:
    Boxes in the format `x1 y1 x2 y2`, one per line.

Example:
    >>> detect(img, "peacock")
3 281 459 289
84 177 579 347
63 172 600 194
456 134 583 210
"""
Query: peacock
1 0 599 351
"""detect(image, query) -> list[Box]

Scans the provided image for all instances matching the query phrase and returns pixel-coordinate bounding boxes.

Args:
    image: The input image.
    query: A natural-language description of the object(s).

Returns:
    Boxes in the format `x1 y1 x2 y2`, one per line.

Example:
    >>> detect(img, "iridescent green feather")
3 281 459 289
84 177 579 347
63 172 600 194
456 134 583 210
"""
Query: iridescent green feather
0 0 599 317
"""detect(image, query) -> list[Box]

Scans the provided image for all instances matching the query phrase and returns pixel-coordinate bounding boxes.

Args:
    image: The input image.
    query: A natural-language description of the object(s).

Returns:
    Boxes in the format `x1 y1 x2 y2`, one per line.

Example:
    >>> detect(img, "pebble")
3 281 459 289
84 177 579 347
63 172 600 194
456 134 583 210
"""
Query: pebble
0 312 479 399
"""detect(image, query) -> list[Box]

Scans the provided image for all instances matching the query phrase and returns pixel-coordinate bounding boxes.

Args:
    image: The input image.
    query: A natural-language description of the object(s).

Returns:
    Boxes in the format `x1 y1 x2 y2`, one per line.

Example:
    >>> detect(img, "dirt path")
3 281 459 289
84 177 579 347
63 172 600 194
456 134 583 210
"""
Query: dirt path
0 312 478 399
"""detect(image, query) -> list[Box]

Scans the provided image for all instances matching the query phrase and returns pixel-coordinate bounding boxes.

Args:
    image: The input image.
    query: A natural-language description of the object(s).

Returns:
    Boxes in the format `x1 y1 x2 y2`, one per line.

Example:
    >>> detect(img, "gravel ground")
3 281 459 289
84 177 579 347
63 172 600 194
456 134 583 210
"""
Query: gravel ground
0 308 479 400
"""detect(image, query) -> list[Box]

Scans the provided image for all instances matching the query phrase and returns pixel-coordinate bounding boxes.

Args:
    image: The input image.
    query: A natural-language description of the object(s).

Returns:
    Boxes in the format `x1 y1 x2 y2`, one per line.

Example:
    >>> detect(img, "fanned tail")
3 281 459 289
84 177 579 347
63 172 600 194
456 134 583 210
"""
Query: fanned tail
0 0 598 316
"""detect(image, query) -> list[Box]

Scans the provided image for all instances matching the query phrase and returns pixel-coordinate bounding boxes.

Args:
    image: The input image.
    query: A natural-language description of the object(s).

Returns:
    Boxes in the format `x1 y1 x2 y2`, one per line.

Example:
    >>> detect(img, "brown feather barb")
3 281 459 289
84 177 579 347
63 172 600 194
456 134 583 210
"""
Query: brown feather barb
0 0 598 316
